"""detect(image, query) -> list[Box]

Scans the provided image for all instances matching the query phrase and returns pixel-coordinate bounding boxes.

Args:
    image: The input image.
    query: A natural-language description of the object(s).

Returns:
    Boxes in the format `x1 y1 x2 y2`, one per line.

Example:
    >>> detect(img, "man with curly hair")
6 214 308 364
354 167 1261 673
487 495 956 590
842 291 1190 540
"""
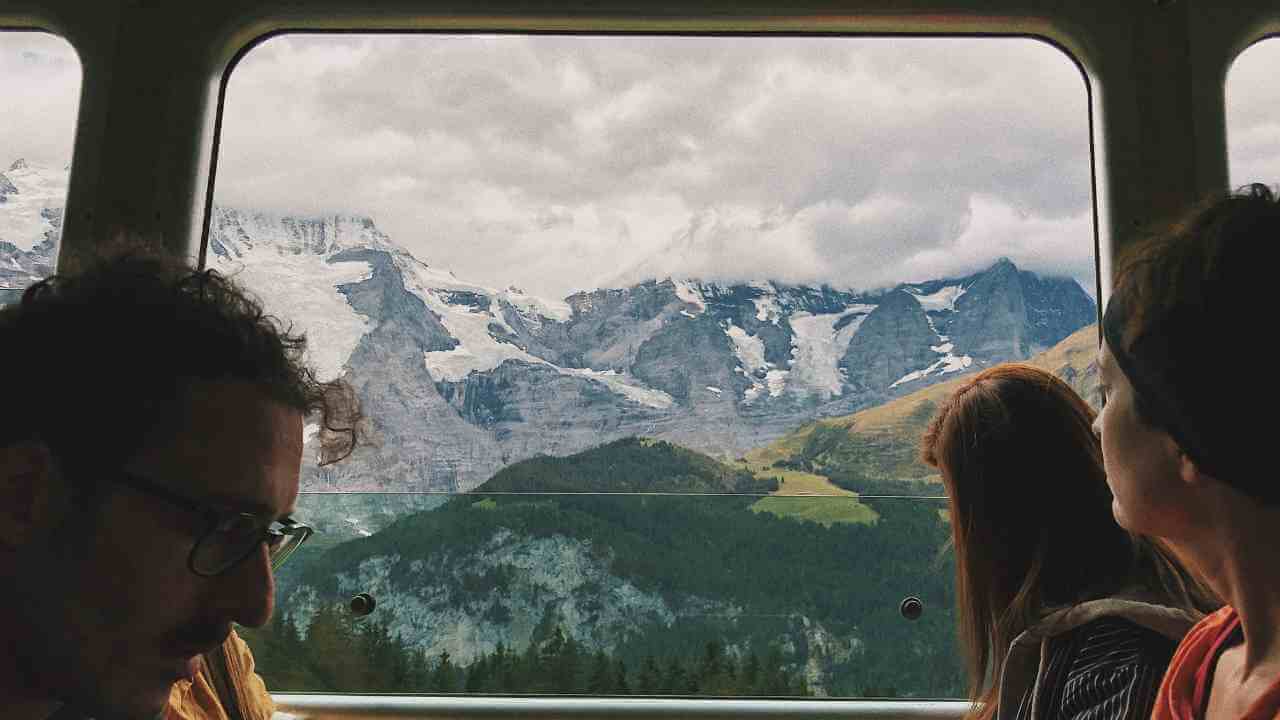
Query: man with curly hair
0 254 360 720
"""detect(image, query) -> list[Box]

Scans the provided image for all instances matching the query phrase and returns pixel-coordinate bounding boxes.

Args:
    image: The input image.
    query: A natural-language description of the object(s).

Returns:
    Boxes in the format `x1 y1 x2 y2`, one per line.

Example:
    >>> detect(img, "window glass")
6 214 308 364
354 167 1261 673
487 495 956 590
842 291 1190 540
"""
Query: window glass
0 32 80 305
214 34 1096 697
1227 37 1280 187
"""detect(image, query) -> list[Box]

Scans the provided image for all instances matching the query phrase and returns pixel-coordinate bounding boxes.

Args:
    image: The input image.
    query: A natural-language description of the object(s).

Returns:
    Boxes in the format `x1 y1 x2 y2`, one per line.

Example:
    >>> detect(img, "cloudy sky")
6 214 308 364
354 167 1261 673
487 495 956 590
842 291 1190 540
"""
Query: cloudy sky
4 32 1279 300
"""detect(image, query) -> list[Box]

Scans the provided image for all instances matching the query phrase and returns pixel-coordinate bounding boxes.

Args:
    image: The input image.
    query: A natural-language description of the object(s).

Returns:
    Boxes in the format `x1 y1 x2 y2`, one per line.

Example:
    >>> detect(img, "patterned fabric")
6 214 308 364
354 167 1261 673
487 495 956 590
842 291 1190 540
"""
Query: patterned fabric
1012 617 1177 720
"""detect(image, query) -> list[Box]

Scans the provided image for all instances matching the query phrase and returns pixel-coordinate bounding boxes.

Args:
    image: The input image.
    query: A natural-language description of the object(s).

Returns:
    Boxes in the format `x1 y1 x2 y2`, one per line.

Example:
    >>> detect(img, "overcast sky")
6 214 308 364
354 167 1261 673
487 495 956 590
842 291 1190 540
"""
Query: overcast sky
1227 40 1280 189
5 32 1280 300
0 32 79 169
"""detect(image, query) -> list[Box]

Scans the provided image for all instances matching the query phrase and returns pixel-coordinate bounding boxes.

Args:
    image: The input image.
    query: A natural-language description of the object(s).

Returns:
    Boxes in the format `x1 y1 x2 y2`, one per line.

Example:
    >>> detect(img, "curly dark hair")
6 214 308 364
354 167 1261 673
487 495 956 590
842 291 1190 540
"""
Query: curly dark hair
0 252 361 476
1103 182 1280 503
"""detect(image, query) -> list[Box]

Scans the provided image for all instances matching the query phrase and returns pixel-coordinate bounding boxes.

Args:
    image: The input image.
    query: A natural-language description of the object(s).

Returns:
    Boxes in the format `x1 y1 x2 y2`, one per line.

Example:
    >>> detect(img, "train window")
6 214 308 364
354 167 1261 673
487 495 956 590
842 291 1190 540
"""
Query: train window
0 31 80 305
212 34 1096 697
1226 36 1280 187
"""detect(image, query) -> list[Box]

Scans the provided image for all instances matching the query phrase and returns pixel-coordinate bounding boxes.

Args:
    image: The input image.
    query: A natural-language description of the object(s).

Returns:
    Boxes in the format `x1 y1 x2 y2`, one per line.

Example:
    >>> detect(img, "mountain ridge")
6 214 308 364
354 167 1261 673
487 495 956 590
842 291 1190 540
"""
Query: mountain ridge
1 161 1098 500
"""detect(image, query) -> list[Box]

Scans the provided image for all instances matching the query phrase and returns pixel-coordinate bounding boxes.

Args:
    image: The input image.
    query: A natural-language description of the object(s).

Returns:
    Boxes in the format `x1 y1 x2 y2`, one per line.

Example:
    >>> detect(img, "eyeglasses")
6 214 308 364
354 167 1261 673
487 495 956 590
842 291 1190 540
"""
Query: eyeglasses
112 471 314 578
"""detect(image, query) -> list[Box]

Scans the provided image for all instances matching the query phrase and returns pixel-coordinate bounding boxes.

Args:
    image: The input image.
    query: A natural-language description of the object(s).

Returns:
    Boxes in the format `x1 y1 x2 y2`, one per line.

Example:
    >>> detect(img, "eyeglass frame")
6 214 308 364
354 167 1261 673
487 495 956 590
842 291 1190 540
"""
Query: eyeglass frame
110 470 314 578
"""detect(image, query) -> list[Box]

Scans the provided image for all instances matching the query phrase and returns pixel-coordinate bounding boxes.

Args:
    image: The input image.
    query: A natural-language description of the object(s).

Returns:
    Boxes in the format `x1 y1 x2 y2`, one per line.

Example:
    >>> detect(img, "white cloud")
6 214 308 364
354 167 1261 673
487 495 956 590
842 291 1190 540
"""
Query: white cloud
2 31 1109 298
898 194 1094 291
8 31 1278 304
209 34 1103 298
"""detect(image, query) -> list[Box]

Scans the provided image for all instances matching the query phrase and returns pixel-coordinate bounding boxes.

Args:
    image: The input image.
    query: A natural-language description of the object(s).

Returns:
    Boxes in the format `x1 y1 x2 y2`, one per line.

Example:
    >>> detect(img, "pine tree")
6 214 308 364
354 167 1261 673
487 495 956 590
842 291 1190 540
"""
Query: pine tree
431 650 457 692
465 653 490 692
661 656 689 695
741 651 761 694
520 640 541 691
637 655 661 694
699 640 724 682
493 642 515 692
550 632 582 692
587 651 611 693
761 645 787 695
613 660 631 695
408 648 431 690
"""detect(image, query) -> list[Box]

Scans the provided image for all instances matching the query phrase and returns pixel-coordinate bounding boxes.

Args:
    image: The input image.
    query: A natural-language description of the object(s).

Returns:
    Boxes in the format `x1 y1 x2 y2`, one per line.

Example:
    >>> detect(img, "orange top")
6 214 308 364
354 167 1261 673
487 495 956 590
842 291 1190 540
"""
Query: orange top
1153 606 1280 720
163 629 275 720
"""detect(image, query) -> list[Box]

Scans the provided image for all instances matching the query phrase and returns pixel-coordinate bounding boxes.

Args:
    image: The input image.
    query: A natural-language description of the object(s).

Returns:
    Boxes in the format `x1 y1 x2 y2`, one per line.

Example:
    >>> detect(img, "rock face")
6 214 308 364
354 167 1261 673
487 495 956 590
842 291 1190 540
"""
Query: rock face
947 258 1096 361
2 166 1097 501
0 172 18 200
631 314 742 404
0 161 67 304
326 249 495 493
309 532 696 663
949 258 1029 360
839 290 938 395
209 208 1101 508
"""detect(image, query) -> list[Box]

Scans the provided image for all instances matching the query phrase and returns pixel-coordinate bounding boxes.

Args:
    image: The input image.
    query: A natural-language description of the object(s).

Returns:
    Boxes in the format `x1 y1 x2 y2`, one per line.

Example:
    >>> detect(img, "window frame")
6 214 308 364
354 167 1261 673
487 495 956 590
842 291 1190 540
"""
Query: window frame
207 28 1096 703
11 0 1279 712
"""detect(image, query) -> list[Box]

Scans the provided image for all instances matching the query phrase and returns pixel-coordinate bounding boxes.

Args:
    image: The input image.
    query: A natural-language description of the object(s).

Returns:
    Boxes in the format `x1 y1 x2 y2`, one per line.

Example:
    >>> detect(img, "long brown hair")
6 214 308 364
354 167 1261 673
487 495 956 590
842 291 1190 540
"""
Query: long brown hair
920 364 1212 720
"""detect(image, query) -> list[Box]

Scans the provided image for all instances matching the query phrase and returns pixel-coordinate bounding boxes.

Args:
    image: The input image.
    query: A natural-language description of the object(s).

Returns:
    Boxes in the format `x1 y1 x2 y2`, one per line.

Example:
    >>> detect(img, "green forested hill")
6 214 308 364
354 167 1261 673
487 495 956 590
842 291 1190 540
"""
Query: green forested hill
246 326 1103 698
478 437 776 494
253 437 962 697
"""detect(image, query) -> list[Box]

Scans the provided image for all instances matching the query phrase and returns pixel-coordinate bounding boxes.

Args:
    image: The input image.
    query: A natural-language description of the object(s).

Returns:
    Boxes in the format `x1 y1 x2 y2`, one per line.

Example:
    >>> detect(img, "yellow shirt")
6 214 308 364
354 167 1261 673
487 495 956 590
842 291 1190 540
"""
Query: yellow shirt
163 629 275 720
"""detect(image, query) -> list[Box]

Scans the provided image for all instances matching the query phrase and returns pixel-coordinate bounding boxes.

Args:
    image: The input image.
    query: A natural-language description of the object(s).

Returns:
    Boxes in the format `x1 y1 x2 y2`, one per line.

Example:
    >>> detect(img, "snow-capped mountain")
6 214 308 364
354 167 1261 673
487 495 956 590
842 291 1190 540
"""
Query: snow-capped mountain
1 160 1097 499
0 159 67 304
207 205 1095 498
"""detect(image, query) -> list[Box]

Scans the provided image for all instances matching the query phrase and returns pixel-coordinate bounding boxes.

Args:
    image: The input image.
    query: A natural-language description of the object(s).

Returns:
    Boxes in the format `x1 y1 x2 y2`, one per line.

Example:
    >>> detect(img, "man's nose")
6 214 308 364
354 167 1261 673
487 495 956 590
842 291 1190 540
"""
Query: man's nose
218 541 275 628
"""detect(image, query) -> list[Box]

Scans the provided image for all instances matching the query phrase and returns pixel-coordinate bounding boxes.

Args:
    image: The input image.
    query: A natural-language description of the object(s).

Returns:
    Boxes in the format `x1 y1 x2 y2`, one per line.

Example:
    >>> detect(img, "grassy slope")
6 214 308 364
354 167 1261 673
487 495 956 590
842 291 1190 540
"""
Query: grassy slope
745 324 1099 522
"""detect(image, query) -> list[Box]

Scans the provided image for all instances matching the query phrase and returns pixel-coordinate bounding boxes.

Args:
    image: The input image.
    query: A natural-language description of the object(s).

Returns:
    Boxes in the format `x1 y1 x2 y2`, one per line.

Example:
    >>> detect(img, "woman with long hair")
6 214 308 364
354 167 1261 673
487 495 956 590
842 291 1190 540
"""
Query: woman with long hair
921 363 1213 720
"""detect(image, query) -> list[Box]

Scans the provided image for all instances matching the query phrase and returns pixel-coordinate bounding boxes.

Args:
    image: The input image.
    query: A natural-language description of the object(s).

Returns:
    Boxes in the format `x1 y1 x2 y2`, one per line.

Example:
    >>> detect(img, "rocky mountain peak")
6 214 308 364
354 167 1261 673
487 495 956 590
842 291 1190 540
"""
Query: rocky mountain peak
208 206 394 261
880 287 925 312
8 159 28 172
838 289 938 395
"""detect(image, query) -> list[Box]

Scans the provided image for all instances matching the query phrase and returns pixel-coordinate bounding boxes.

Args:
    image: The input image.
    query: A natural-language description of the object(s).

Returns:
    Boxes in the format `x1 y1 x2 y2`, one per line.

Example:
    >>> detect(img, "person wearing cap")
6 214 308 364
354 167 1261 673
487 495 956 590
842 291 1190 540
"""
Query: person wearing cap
1095 184 1280 720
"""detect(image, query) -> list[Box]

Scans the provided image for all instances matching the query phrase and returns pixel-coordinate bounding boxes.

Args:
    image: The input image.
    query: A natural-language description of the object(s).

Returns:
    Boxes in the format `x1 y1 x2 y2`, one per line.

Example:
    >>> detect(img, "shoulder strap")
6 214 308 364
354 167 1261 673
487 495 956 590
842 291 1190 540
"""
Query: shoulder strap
202 641 246 720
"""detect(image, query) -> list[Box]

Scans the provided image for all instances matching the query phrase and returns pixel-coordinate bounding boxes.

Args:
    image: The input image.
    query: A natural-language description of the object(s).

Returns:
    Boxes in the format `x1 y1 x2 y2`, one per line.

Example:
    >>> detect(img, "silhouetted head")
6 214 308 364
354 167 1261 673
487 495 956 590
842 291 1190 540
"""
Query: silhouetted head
0 253 360 719
1098 184 1280 538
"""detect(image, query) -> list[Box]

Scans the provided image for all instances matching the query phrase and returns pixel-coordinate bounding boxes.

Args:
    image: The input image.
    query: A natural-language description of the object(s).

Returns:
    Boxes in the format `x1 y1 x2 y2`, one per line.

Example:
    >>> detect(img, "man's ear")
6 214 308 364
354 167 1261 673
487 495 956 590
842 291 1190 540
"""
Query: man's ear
0 442 56 547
